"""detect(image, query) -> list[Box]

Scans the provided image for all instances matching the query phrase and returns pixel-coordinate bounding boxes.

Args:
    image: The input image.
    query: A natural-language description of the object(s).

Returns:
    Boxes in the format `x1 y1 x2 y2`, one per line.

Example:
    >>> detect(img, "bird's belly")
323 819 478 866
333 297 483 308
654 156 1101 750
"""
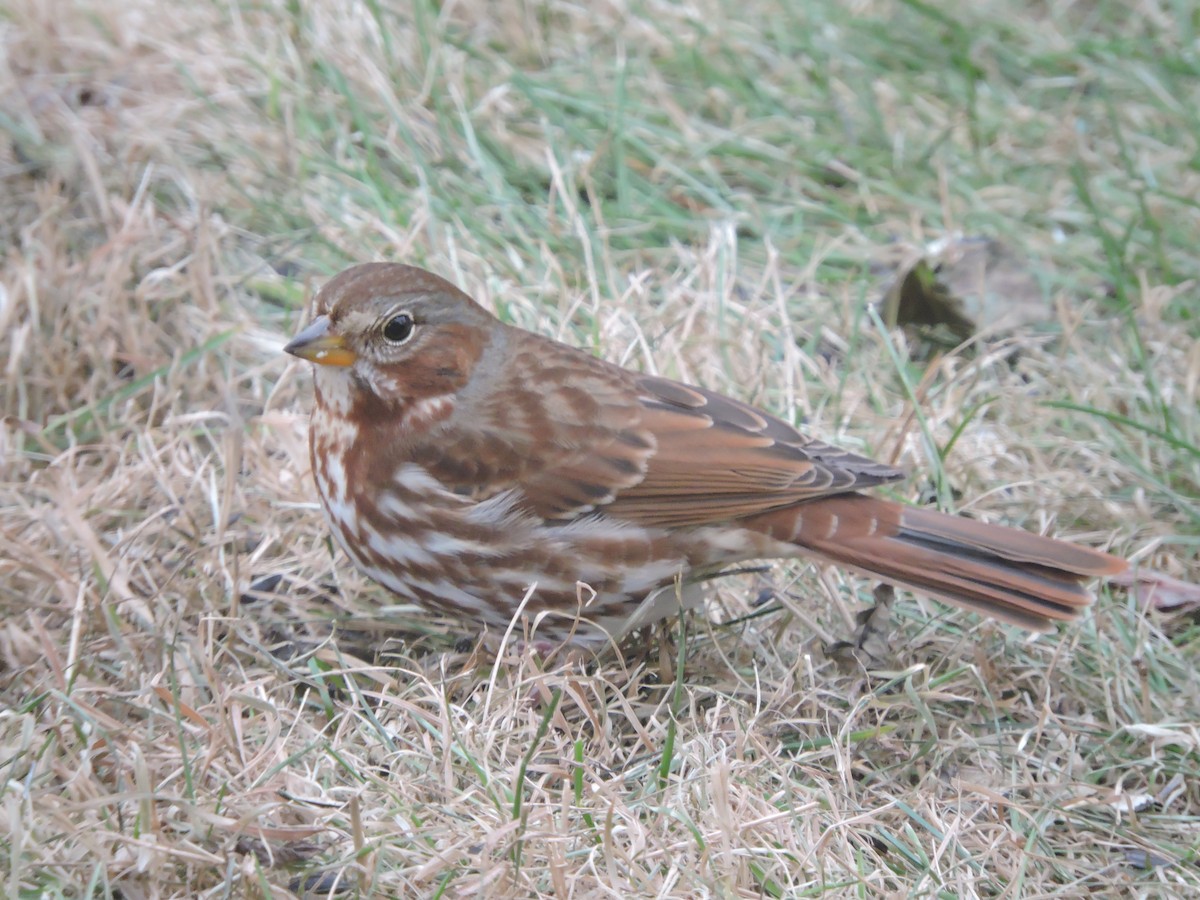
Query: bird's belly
313 460 782 644
343 514 690 640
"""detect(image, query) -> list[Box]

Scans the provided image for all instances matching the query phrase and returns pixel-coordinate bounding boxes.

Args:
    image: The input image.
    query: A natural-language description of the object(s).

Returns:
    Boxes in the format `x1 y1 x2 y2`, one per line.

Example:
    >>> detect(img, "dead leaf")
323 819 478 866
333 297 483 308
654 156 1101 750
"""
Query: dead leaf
880 235 1057 346
1111 567 1200 613
880 258 975 342
827 585 896 671
934 236 1051 332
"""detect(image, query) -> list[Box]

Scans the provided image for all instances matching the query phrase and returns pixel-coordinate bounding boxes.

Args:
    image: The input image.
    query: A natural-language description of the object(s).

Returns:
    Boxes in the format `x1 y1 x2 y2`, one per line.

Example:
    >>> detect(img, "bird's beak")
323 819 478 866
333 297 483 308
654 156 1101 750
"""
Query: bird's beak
284 316 357 367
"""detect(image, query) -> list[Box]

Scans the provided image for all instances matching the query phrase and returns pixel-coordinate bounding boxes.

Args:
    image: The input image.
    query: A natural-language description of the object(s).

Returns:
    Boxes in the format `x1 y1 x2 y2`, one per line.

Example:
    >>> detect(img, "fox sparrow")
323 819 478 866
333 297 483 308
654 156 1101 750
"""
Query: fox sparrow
285 263 1126 648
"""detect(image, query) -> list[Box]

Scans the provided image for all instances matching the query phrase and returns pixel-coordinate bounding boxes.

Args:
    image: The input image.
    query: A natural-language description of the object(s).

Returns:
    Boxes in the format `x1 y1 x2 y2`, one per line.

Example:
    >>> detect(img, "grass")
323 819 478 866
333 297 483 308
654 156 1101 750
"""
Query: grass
2 0 1198 895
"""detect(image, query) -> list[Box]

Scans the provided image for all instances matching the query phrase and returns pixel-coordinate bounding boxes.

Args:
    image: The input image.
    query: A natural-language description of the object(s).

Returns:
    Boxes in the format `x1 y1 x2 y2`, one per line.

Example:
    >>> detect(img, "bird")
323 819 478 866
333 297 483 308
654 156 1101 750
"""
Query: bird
284 262 1127 650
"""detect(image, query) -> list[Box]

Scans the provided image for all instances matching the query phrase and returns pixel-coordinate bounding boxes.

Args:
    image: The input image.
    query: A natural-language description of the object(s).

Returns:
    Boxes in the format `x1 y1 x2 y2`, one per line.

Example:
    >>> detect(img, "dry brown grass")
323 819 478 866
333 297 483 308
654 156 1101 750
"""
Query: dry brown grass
2 0 1197 896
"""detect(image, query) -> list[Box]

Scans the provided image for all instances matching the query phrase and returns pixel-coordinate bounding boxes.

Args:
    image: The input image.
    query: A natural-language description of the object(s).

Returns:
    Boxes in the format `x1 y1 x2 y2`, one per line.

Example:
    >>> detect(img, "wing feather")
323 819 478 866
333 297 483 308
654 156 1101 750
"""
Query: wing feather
418 328 904 527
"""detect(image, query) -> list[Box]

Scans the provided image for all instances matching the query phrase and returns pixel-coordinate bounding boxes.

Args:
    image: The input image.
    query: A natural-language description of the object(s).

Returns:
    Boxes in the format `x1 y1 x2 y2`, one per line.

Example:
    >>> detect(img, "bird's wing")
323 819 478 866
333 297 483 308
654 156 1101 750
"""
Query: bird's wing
414 331 905 528
602 374 905 527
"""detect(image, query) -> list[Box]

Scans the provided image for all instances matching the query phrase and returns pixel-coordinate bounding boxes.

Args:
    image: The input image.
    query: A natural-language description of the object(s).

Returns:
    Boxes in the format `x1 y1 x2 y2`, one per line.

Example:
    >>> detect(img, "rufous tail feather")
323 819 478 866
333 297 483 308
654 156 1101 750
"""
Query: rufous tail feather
749 494 1126 630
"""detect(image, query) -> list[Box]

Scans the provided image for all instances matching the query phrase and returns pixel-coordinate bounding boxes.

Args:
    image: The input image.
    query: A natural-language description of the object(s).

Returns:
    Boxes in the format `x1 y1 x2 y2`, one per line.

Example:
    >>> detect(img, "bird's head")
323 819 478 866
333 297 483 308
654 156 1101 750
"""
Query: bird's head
285 263 497 414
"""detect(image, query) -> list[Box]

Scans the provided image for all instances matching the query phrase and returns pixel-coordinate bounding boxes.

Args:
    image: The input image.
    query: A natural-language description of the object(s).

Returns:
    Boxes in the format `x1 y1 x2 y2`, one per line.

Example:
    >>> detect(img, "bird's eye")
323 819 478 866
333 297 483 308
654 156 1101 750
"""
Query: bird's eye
381 313 414 344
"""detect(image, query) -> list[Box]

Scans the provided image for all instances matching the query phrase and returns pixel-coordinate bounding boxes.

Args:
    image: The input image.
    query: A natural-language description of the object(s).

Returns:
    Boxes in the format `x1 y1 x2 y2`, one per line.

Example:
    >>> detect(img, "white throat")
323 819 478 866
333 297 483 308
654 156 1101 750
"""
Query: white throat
313 367 355 416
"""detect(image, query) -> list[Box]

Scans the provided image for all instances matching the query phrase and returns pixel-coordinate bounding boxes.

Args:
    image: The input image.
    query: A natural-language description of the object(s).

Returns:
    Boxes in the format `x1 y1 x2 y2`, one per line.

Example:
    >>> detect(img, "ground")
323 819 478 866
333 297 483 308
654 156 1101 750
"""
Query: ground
1 0 1198 897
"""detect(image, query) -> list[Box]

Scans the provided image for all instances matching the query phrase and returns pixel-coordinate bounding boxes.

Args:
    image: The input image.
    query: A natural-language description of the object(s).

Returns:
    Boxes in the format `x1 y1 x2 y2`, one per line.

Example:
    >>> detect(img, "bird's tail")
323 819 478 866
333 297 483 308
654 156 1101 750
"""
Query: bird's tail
746 493 1126 630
